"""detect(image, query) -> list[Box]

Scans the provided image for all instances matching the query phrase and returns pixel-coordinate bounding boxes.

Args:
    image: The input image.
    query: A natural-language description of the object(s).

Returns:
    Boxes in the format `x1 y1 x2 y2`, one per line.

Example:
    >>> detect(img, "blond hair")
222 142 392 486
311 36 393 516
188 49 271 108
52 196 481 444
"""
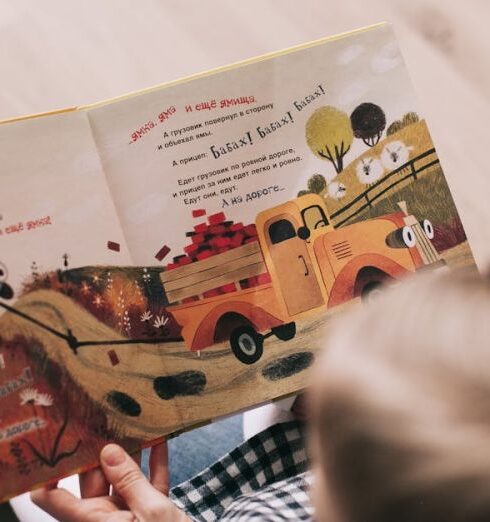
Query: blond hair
312 269 490 522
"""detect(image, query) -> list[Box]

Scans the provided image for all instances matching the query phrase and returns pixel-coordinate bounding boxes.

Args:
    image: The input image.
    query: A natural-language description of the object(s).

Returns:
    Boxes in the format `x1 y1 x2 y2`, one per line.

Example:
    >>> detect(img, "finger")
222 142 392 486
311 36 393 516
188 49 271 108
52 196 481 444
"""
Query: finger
149 441 169 495
79 466 110 499
31 487 82 522
100 444 167 518
131 450 142 468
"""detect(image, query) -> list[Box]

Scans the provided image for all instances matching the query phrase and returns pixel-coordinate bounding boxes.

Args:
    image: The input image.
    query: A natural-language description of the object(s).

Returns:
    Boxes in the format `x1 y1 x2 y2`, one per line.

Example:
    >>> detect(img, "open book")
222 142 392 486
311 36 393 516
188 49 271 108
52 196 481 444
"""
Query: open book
0 22 475 500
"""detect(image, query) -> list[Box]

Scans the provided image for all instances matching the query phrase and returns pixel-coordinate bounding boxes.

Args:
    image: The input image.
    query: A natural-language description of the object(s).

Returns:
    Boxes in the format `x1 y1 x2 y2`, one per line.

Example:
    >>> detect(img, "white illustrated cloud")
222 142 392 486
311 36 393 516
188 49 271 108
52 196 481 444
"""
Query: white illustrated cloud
371 41 402 74
337 44 364 65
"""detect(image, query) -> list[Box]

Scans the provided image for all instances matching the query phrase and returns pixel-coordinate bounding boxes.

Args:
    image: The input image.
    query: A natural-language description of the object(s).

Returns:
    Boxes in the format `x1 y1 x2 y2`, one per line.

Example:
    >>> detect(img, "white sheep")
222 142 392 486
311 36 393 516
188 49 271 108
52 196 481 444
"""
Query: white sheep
326 181 347 200
381 140 414 171
356 157 384 185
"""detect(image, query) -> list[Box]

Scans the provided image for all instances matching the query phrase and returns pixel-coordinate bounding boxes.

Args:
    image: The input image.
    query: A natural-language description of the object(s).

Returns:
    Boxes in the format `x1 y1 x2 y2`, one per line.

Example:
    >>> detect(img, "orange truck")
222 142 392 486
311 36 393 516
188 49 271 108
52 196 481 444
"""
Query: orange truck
161 194 443 364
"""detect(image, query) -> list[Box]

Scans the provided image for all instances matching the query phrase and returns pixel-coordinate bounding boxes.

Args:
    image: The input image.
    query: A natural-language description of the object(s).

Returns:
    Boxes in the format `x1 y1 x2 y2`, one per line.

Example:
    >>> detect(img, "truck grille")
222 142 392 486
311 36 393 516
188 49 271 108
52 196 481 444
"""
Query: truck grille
331 240 352 260
411 223 439 264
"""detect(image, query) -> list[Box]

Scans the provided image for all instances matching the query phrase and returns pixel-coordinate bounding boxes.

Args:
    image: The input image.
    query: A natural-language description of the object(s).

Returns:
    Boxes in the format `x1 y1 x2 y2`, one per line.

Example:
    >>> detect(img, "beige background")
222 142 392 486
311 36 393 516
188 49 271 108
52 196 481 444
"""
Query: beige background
0 0 488 269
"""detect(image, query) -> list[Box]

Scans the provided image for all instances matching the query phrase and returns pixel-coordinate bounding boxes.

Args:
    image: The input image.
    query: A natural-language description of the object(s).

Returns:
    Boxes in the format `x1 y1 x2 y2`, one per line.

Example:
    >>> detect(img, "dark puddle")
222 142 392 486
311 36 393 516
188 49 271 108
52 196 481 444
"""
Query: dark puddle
106 391 142 417
262 352 314 381
154 371 206 400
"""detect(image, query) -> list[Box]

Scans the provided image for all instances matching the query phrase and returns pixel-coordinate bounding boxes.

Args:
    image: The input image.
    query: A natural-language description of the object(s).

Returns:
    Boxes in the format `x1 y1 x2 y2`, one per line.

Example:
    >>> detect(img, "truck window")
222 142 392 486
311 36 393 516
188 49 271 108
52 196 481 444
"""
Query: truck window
301 205 329 230
269 219 296 244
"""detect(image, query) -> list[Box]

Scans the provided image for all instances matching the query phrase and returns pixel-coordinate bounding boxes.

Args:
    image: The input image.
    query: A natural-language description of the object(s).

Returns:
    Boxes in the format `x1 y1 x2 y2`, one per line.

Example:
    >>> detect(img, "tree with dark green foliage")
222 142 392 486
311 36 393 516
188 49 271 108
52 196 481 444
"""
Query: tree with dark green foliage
307 174 327 194
350 102 386 147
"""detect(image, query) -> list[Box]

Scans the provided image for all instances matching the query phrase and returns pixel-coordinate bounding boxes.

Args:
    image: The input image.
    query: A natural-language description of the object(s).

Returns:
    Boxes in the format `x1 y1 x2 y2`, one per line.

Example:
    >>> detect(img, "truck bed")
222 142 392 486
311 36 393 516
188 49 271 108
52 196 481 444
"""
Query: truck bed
160 241 269 304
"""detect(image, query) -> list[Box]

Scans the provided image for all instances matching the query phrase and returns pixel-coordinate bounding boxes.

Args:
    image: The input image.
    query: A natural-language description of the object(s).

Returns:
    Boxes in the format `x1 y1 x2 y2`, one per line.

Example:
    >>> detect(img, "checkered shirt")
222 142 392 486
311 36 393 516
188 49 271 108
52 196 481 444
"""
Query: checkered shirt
170 420 313 521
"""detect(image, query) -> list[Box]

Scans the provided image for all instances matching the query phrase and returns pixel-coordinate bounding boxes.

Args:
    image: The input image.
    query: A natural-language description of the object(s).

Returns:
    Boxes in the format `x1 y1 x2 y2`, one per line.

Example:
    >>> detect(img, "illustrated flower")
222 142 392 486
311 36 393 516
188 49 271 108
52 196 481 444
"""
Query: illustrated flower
140 310 153 322
142 268 151 283
35 392 54 407
20 387 39 405
81 282 90 294
20 388 54 407
92 294 103 307
153 315 169 329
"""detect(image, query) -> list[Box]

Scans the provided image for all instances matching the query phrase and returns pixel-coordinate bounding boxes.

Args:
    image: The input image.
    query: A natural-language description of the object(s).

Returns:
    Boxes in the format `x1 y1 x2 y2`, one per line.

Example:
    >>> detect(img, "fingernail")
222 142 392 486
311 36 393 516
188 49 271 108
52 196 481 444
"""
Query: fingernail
101 444 125 467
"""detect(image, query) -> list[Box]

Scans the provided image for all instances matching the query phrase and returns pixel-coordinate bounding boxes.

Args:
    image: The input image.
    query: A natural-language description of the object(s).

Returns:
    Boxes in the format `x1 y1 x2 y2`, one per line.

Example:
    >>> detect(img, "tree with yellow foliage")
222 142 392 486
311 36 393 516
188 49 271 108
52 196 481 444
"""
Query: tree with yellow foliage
306 106 353 174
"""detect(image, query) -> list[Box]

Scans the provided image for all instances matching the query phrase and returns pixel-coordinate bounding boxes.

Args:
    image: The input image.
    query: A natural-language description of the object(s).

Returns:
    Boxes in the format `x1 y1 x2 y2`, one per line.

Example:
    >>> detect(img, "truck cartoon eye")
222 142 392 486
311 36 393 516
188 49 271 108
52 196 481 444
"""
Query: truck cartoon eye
386 226 417 249
402 226 417 248
422 219 435 240
269 219 296 244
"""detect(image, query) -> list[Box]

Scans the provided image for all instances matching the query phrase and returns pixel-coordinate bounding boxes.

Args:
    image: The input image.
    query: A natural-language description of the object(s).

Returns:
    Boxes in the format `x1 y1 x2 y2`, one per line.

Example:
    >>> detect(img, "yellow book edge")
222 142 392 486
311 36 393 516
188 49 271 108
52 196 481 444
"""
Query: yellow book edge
0 21 387 125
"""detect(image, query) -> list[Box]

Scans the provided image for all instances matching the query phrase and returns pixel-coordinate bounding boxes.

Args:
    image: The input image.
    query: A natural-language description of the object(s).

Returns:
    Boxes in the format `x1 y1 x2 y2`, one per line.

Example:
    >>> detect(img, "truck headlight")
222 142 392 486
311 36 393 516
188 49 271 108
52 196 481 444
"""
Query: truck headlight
422 219 435 239
402 226 417 248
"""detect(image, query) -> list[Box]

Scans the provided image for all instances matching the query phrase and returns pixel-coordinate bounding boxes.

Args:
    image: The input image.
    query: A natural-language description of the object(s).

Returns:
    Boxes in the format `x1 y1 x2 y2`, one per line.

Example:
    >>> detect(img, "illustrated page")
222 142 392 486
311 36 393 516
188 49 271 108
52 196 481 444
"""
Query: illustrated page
0 111 182 501
86 22 475 434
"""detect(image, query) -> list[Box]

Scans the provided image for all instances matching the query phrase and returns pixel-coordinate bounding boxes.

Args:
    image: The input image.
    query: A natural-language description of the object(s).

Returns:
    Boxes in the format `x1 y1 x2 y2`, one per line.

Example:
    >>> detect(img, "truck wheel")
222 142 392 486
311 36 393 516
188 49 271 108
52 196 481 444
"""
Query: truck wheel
272 322 296 341
230 326 264 364
361 282 383 303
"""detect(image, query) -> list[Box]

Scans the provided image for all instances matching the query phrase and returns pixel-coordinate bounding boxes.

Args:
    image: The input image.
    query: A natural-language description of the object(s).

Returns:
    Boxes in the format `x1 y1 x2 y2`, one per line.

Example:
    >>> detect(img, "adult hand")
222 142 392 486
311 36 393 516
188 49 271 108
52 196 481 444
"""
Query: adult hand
31 442 190 521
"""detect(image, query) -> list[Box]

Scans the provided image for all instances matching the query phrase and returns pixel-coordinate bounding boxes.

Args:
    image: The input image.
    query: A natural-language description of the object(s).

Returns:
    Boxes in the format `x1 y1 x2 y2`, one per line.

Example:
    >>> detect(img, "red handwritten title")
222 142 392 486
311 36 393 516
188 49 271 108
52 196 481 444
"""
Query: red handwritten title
130 106 177 143
129 96 256 144
185 96 256 113
0 216 52 237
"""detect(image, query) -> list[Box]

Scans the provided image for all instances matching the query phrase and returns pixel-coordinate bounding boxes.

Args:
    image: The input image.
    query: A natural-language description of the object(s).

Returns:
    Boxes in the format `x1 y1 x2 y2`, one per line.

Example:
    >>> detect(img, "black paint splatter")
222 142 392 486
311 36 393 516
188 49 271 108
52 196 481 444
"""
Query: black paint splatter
154 371 206 400
262 352 314 381
106 391 142 417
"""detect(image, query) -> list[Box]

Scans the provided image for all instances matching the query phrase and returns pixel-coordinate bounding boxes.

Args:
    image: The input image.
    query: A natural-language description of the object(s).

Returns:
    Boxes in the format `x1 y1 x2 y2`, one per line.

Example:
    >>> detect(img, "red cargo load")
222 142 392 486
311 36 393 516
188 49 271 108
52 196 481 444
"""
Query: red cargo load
230 232 245 248
191 233 205 244
243 224 257 237
196 250 213 261
184 243 199 255
192 209 206 218
220 283 237 293
257 273 272 285
203 288 221 298
208 224 226 235
208 212 226 225
194 222 208 233
211 236 231 248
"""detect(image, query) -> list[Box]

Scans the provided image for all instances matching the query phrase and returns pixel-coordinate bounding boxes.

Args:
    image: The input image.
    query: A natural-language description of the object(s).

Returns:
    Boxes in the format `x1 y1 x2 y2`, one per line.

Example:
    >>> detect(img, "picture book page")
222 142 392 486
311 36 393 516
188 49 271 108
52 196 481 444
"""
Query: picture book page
86 23 475 432
0 111 182 501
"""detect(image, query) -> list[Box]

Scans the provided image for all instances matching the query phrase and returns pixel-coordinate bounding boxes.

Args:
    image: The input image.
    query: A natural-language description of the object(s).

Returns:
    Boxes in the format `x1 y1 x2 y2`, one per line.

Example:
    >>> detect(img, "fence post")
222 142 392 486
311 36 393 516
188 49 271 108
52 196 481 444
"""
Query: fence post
411 160 417 180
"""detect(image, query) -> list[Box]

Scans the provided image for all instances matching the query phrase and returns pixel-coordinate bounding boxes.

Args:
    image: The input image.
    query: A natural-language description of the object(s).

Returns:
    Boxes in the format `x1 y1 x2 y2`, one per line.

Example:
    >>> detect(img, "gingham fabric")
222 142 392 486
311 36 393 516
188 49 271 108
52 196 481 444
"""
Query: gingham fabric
170 420 313 521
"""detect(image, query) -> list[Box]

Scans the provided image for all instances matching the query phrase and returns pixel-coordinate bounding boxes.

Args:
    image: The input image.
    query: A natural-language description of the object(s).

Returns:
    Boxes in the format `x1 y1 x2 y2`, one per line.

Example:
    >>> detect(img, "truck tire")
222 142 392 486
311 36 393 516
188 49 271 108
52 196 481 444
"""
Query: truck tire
272 322 296 341
361 281 384 302
230 326 264 364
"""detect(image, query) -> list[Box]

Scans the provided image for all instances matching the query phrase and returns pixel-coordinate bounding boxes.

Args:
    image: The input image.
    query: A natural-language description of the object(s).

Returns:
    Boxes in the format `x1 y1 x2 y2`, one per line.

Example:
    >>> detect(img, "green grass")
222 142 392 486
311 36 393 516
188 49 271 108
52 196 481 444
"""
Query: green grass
348 166 459 227
345 166 466 252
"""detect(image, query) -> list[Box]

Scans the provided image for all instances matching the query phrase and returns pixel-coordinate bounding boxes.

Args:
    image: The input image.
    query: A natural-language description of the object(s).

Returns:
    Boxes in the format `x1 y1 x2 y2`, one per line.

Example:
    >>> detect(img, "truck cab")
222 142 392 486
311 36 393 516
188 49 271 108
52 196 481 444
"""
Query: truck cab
256 193 437 318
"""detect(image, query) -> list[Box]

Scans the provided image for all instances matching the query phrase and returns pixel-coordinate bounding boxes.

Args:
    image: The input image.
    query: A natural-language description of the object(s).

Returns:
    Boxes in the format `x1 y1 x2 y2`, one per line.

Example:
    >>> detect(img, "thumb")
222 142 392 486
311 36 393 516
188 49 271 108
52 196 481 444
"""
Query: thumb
100 444 166 518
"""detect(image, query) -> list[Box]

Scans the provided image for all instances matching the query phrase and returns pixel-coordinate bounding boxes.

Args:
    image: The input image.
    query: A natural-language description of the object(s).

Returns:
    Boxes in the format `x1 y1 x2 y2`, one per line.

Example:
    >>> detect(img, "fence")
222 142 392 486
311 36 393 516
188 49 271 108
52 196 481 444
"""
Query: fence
331 148 440 227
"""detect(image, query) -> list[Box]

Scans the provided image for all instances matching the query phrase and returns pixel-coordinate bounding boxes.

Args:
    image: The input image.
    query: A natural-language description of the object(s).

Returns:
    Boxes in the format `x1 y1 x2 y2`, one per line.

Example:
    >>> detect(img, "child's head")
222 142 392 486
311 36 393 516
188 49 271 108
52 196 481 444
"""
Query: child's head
311 270 490 522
